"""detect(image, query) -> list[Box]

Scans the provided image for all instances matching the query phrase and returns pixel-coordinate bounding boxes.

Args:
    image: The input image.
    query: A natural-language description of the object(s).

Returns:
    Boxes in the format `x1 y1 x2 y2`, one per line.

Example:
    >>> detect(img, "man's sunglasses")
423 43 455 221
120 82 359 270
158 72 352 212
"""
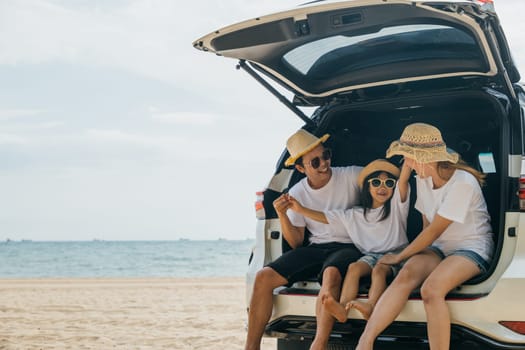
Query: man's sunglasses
368 178 397 189
306 149 332 169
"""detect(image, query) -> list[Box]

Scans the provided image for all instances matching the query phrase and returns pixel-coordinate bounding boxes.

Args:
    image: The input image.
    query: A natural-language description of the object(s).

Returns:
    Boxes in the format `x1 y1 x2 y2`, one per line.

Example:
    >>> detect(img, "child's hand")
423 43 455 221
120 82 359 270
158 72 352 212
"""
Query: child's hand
400 159 413 174
287 195 302 212
273 193 291 215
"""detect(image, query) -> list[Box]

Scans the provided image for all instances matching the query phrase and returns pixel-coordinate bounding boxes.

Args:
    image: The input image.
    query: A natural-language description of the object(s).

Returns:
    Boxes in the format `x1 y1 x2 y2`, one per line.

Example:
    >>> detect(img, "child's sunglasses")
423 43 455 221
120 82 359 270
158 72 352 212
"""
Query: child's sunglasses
307 149 332 169
368 178 397 188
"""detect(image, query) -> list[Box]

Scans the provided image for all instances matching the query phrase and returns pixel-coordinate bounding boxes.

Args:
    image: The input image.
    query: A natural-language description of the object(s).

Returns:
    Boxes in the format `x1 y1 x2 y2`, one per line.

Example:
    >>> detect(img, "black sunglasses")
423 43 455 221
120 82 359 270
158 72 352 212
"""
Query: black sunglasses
306 149 332 169
368 178 397 189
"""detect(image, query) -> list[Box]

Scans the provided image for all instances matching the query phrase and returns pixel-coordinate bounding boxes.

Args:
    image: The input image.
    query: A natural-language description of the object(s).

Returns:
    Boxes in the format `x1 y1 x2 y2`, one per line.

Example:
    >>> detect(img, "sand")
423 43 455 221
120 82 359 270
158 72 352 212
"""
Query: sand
0 277 277 350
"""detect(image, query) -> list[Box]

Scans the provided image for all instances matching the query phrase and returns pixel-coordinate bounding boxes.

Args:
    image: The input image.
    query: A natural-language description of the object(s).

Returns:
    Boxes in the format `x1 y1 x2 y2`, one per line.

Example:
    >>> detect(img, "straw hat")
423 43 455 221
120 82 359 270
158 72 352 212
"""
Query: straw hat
284 129 330 167
386 123 459 164
357 159 400 188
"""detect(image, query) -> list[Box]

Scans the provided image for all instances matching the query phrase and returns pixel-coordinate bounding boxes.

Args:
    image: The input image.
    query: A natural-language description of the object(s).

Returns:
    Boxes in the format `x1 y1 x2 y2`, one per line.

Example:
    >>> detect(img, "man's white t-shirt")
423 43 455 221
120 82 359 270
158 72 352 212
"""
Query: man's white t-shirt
325 185 410 254
287 166 362 244
415 169 493 261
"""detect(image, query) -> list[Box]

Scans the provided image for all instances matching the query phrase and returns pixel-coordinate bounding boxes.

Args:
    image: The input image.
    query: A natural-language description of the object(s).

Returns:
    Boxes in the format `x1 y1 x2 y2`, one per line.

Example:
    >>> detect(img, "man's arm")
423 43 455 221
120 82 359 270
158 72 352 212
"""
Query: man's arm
273 194 306 249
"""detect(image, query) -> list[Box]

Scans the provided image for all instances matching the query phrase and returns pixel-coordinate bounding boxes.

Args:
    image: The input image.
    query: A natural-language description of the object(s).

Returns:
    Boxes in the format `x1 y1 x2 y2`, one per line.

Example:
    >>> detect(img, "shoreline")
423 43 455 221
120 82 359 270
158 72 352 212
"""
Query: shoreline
0 277 276 349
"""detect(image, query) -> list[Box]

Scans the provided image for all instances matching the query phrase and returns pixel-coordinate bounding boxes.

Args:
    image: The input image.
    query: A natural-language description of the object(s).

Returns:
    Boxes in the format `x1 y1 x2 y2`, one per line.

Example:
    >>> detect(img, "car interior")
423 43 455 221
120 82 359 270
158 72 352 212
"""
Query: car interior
273 86 508 293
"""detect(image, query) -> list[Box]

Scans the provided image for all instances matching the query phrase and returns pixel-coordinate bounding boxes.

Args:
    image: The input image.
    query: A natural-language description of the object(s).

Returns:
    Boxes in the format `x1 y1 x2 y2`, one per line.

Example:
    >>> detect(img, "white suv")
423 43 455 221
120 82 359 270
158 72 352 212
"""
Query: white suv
194 1 525 349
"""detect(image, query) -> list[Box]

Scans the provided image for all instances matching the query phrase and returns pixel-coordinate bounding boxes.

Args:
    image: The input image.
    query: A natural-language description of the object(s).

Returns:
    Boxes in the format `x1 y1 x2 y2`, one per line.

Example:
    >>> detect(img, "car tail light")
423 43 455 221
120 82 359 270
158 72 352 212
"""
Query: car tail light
518 175 525 211
499 321 525 335
255 191 266 219
475 0 495 11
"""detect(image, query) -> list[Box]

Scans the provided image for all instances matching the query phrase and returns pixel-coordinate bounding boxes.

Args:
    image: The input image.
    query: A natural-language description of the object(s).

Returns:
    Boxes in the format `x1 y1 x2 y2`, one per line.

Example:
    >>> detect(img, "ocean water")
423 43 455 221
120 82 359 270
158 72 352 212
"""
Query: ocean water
0 240 255 278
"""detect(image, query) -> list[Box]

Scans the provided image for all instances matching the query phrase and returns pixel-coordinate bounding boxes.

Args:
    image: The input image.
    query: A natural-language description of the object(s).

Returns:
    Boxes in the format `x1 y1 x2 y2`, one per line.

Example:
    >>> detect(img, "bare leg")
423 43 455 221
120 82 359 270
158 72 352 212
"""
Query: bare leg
351 263 391 320
245 267 288 350
325 261 371 322
421 256 481 350
309 267 342 350
355 251 441 350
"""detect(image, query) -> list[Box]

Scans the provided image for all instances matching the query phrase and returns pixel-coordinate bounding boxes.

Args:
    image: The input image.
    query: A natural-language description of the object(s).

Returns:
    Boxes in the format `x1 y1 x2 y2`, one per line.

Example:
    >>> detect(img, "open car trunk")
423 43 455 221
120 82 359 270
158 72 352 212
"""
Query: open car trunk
259 84 513 347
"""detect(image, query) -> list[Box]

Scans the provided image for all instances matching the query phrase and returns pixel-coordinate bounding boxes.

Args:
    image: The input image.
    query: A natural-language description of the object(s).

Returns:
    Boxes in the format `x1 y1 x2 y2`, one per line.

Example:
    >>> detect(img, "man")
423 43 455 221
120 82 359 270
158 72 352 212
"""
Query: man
245 129 363 350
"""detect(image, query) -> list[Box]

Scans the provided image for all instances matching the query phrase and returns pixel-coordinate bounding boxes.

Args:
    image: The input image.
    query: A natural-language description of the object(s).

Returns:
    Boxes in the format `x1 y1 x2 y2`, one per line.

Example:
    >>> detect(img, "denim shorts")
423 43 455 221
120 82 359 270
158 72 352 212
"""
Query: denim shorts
427 246 490 273
359 248 405 276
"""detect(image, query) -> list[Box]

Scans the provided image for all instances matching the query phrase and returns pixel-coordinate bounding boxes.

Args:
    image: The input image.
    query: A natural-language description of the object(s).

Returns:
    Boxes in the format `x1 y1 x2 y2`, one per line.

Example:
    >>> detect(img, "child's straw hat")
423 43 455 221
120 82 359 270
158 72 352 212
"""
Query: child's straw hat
357 159 400 188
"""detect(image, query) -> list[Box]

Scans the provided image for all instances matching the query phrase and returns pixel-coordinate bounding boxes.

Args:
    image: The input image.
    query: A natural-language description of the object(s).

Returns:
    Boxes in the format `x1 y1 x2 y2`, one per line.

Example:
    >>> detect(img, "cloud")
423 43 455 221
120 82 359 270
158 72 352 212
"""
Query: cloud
84 128 184 149
0 133 28 145
0 108 42 120
150 110 224 126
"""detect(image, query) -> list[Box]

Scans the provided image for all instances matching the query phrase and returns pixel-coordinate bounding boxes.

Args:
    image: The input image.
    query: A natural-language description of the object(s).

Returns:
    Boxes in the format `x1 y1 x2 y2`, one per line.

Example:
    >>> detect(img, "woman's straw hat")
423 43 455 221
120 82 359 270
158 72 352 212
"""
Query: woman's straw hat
386 123 459 164
285 129 330 167
357 159 400 188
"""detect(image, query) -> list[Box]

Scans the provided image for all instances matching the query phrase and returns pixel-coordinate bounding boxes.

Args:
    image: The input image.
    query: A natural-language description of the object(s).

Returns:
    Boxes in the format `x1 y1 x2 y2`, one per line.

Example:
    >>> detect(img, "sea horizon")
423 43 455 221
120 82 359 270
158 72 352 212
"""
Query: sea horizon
2 237 254 242
0 239 255 278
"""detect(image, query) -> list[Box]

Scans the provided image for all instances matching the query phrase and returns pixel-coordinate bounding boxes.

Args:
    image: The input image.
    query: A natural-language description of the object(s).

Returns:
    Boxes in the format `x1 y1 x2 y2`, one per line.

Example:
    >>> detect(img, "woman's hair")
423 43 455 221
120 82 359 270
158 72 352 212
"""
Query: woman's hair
436 158 486 186
360 170 397 221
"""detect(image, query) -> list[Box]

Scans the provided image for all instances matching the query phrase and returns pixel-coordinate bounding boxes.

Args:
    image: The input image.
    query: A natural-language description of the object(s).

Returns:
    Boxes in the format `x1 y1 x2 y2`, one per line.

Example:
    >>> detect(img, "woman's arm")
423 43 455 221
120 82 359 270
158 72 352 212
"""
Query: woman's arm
422 214 430 229
379 213 452 265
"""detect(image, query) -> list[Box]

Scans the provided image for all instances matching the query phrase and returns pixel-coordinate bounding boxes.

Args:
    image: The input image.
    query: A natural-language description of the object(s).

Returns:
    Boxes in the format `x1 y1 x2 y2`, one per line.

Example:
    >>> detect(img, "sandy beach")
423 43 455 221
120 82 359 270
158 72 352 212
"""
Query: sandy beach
0 277 277 349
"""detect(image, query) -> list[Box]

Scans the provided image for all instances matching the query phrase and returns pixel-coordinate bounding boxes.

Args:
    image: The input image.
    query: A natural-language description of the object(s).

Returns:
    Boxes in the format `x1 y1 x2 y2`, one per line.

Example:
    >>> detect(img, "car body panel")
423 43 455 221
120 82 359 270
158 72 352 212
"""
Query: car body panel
193 0 519 102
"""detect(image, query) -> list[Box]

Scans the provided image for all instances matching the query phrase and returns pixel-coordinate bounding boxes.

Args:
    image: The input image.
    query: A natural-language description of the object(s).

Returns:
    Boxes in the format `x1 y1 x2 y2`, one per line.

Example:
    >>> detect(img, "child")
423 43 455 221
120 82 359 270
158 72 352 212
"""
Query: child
288 159 411 325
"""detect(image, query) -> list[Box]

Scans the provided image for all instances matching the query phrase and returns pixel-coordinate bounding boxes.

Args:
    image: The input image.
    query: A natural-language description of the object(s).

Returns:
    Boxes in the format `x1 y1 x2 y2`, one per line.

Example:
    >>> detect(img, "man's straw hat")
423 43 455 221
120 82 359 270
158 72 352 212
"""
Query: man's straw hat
357 159 400 188
386 123 459 164
285 129 330 167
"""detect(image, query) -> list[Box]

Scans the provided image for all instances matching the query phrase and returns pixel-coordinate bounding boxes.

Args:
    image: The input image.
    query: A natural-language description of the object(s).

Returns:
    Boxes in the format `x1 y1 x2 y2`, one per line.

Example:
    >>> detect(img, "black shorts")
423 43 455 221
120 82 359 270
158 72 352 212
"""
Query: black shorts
266 242 362 286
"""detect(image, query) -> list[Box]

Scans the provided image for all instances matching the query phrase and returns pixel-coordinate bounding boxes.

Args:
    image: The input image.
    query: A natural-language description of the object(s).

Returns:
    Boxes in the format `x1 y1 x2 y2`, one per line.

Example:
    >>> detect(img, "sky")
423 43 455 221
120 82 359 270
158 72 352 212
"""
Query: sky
0 0 523 241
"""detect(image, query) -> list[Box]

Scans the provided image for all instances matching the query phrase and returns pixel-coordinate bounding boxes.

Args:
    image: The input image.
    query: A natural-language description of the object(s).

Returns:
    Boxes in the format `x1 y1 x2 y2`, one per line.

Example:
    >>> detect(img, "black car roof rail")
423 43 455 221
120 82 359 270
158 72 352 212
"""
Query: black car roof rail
236 59 315 127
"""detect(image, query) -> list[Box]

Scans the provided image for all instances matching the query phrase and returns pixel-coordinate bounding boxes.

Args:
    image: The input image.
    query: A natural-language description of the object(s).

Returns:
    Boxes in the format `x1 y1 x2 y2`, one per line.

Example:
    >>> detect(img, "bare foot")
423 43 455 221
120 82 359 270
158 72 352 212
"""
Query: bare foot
320 292 330 304
350 300 373 320
323 295 348 323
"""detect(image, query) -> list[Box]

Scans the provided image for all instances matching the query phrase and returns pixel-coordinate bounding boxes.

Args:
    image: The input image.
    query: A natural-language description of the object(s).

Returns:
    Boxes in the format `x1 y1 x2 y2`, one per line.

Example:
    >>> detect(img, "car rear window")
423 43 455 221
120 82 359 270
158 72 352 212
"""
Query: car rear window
283 23 487 82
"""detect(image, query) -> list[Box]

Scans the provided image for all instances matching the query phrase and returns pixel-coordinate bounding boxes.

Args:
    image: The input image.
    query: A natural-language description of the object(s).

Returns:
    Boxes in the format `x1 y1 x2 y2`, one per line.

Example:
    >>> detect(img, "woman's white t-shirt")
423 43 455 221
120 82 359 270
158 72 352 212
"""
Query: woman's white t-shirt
414 169 493 261
287 166 362 244
324 186 410 254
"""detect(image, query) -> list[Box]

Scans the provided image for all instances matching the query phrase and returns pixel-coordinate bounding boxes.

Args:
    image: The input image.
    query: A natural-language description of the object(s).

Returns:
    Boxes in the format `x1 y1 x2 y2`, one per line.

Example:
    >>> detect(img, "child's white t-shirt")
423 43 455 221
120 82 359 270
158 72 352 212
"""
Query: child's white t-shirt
324 185 410 254
414 169 493 261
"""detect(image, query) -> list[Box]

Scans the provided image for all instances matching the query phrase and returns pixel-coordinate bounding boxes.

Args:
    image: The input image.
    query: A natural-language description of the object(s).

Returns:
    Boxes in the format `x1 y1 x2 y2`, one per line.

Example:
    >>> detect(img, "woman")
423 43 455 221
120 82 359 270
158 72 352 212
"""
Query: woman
356 123 493 350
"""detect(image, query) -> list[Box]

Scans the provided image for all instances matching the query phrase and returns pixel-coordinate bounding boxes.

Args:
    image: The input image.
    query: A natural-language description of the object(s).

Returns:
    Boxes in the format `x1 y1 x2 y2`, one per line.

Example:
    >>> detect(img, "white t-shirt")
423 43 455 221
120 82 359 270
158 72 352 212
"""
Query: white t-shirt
325 185 410 254
414 169 494 261
287 166 362 244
